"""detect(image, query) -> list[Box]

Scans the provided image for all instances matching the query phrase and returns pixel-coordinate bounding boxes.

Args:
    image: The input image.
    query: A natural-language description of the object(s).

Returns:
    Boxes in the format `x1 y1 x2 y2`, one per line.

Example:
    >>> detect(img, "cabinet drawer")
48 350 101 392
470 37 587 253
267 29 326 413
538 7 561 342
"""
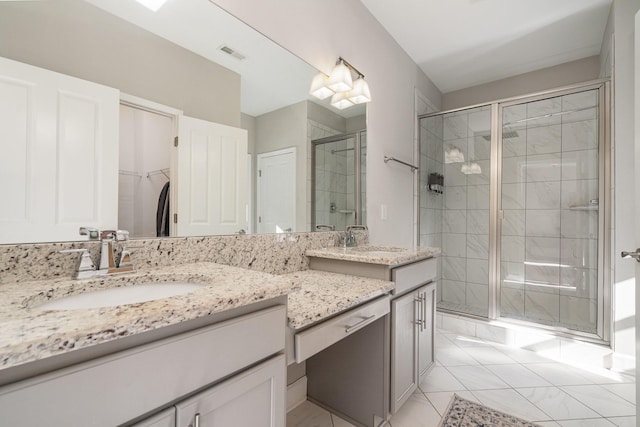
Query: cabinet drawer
392 257 436 295
295 295 390 363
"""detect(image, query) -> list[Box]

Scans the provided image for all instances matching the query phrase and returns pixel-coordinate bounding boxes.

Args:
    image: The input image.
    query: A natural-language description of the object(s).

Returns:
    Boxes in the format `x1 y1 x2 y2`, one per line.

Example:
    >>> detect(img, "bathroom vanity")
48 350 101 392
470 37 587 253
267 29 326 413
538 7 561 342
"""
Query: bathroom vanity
0 263 295 426
302 246 439 424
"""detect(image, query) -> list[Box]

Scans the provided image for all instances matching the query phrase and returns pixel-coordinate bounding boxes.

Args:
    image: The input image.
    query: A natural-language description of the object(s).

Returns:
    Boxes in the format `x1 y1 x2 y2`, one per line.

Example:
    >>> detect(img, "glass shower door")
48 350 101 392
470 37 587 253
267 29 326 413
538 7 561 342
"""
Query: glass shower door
420 105 492 317
499 89 601 334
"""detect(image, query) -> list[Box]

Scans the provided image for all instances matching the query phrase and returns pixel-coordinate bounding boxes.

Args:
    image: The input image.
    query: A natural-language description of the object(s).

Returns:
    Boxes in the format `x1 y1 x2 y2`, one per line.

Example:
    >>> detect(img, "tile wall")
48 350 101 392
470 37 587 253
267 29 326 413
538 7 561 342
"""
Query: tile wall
500 89 599 334
310 122 366 232
420 105 492 315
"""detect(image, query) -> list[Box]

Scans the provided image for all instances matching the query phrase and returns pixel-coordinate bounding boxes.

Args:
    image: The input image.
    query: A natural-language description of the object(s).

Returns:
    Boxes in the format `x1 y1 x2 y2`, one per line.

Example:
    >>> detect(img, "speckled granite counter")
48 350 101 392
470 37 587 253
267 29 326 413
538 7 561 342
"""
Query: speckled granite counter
306 245 440 266
0 262 297 371
285 270 393 330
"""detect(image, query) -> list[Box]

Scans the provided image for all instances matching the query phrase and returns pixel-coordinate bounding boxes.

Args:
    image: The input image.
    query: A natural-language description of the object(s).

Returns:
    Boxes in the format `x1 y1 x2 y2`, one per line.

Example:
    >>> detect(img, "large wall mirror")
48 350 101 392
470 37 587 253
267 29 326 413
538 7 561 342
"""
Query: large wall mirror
0 0 366 244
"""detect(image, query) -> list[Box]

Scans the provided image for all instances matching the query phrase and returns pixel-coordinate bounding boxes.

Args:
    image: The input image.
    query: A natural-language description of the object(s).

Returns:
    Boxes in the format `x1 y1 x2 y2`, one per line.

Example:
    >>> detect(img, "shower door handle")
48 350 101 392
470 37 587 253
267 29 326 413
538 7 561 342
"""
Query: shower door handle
621 249 640 262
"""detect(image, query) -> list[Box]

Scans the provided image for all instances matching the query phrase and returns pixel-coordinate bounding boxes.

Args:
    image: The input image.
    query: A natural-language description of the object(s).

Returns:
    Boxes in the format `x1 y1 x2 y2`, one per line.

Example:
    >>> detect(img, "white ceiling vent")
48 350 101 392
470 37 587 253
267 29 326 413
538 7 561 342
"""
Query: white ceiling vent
218 45 246 61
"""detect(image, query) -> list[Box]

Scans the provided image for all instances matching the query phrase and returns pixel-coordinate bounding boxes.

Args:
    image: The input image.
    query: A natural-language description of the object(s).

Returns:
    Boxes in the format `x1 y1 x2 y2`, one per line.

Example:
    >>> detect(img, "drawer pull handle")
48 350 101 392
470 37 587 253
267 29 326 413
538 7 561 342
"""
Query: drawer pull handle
345 315 377 334
194 413 201 427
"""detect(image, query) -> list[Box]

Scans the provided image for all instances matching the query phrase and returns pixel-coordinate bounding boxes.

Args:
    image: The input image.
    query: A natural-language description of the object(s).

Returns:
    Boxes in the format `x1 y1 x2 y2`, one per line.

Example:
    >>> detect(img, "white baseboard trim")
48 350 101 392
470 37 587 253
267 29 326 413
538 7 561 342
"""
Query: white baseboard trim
287 376 307 413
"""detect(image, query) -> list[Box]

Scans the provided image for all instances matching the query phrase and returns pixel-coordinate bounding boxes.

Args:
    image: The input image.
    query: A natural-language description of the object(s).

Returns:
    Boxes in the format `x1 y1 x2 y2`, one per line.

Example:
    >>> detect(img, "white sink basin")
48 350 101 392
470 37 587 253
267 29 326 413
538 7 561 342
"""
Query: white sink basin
37 283 206 310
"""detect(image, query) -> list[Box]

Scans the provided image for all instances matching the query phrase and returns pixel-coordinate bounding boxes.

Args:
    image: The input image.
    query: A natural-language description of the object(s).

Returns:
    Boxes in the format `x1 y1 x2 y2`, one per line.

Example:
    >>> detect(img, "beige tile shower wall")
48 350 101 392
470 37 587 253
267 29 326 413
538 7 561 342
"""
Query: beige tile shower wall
0 231 369 284
308 120 342 231
500 91 600 334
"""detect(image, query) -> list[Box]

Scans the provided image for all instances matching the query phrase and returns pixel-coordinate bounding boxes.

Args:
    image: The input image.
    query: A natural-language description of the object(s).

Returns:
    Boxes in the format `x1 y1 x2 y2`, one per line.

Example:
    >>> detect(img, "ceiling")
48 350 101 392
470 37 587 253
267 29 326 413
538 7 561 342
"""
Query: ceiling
360 0 612 93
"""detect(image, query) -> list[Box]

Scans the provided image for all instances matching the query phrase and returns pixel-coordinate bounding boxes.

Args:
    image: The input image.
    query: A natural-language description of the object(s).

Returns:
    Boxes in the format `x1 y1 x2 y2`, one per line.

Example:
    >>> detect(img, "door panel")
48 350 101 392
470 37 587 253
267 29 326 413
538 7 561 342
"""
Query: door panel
257 148 295 233
177 116 247 236
176 355 285 427
0 56 119 243
390 290 418 414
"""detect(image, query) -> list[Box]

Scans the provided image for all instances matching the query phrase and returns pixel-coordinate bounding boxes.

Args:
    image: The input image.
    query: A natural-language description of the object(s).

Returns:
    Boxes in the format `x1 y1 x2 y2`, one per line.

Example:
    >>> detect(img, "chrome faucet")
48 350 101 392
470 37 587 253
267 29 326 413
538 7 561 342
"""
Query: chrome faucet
98 229 135 274
342 225 368 248
61 228 136 279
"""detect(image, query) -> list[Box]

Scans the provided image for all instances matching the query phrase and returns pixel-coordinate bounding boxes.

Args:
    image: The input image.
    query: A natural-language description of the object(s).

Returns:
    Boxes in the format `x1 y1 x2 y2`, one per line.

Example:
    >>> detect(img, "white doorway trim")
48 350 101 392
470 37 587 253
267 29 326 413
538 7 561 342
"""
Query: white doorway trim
119 93 181 236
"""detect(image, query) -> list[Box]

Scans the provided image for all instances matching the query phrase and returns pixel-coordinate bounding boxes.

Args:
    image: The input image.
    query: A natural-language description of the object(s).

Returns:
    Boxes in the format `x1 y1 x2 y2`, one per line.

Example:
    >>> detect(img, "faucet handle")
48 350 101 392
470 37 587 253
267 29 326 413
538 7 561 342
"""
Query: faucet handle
100 230 117 240
115 230 130 241
79 227 99 240
60 249 96 279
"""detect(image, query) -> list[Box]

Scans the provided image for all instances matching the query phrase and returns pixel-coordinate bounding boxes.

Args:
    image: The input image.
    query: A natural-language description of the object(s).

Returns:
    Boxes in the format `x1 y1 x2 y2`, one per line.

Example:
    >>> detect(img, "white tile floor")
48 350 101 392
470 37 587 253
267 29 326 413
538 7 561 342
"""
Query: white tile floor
287 330 636 427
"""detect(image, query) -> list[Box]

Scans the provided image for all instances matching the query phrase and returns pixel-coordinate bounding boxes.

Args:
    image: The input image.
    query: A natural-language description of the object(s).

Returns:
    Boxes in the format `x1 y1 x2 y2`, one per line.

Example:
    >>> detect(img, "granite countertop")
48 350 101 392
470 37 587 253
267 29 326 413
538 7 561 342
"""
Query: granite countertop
306 245 440 266
0 262 297 371
285 270 394 330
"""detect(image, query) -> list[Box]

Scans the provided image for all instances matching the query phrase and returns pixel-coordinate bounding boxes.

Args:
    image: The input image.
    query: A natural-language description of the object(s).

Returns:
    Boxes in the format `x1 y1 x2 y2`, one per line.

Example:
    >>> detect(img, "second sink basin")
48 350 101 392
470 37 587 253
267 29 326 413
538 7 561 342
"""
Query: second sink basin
37 283 206 310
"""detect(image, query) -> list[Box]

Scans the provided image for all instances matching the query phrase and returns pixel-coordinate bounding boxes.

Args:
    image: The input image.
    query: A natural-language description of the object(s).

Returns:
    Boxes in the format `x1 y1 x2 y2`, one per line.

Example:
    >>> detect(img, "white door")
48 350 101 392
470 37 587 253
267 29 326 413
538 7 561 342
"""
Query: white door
177 115 248 236
0 56 119 243
256 148 296 233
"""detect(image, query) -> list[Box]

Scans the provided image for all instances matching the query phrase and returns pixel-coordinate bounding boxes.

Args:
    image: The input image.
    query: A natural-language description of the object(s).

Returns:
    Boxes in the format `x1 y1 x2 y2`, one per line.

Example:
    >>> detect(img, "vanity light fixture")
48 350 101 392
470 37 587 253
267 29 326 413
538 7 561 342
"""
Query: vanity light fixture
309 57 371 108
331 91 355 110
309 73 334 100
461 162 482 175
444 147 464 163
327 59 353 92
135 0 168 12
348 76 372 105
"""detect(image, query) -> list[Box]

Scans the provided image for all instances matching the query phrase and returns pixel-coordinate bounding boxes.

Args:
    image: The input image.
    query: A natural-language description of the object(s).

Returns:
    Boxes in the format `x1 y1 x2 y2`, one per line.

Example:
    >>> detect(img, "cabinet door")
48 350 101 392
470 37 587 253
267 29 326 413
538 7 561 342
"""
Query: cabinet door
132 407 175 427
418 283 436 378
390 290 418 414
176 355 285 427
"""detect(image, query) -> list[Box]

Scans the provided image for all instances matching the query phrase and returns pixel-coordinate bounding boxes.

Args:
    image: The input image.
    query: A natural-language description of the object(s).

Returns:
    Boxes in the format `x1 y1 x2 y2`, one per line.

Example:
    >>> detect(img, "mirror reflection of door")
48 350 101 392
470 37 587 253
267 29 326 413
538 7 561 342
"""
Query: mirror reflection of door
118 104 173 239
256 148 296 233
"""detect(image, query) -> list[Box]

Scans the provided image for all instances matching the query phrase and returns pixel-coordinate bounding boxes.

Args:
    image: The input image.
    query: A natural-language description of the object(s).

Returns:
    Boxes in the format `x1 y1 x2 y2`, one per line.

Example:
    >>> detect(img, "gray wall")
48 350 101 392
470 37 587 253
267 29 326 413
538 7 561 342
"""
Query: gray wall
442 56 601 110
255 101 309 231
0 0 241 126
307 102 347 134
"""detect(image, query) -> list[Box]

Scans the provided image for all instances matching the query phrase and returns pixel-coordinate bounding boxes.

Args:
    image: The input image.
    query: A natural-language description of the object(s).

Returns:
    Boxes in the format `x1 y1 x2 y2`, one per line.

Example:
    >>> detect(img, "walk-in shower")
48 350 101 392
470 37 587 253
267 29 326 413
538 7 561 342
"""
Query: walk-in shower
311 130 367 231
418 81 610 343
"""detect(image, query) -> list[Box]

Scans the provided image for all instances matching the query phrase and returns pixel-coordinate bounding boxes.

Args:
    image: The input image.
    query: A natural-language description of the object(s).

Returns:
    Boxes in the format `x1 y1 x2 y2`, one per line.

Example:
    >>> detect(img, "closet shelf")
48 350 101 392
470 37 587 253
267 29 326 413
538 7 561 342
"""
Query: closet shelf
119 169 142 178
147 168 170 179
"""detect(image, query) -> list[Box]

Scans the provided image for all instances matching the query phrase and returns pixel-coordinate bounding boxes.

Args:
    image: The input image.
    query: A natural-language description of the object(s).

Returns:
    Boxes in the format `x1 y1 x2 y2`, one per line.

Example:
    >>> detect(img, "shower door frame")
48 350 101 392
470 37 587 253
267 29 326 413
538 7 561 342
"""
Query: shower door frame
311 130 365 231
418 79 611 345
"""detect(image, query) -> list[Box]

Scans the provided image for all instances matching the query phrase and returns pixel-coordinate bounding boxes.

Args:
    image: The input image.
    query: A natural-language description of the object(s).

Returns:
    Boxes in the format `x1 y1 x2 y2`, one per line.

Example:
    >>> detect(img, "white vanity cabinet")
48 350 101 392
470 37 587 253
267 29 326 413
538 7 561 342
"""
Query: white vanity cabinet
390 281 436 413
307 252 439 420
0 304 287 427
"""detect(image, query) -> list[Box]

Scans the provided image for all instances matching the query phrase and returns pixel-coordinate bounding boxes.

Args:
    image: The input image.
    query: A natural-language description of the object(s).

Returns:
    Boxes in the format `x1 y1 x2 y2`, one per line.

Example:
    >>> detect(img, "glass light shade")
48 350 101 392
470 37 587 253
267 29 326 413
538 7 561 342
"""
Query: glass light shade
461 162 482 174
327 62 353 92
135 0 168 12
444 148 464 163
331 91 354 110
309 73 334 100
348 77 371 104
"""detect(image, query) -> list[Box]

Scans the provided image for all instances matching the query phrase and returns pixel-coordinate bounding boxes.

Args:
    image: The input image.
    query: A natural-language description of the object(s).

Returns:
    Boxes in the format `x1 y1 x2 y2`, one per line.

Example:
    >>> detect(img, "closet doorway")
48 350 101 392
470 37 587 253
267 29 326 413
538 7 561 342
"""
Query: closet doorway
118 95 178 238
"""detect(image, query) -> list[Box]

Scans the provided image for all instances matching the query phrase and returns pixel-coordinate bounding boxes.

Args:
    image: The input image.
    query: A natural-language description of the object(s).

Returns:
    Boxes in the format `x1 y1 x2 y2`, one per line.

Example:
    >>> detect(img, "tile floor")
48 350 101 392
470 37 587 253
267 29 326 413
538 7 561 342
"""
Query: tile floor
287 330 636 427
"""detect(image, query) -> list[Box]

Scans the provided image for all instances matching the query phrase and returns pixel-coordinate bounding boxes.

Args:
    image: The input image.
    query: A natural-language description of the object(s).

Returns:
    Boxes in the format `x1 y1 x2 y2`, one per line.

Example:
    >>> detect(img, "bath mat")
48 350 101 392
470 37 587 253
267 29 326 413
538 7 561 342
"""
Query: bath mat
438 394 542 427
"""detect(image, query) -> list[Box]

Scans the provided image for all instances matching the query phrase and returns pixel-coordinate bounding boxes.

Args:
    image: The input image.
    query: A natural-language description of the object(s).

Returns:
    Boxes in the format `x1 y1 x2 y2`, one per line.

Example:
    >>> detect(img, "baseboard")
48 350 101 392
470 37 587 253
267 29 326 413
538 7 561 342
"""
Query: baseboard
287 375 307 413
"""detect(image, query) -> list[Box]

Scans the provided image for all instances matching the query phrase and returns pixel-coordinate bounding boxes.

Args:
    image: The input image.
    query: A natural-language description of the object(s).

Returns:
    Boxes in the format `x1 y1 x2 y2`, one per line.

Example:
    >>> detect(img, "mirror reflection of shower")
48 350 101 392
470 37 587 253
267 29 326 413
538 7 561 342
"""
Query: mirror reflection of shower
312 130 366 231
